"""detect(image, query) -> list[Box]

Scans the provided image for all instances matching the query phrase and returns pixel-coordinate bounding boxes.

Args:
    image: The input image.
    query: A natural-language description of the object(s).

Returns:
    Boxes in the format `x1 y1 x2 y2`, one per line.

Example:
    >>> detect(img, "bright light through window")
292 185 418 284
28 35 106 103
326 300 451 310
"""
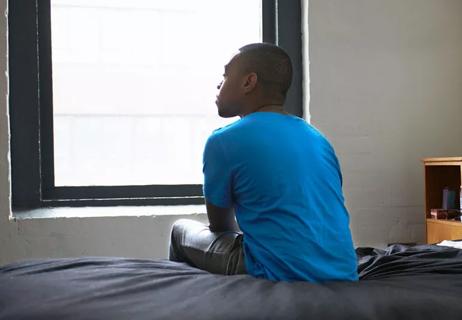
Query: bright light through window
51 0 262 186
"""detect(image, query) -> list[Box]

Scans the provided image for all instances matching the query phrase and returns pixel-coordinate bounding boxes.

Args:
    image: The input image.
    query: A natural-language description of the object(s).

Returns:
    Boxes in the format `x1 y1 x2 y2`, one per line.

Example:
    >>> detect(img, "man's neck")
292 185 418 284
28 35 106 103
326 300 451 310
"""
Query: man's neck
240 104 288 118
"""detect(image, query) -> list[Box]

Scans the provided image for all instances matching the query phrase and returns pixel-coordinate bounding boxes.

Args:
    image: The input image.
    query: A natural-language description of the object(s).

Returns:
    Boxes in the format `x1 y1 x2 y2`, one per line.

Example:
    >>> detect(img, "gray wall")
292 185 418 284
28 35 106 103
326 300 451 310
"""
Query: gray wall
309 0 462 247
1 0 462 264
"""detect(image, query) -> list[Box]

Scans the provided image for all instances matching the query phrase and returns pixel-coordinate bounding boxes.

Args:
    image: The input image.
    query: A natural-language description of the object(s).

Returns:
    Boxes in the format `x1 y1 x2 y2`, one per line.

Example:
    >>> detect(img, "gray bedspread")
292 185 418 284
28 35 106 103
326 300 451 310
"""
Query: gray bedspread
1 244 462 320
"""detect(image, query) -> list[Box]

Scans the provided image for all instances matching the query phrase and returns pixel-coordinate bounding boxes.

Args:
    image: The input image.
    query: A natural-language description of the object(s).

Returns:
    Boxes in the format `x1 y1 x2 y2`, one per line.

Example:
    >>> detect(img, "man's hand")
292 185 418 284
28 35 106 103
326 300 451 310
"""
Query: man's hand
206 200 240 233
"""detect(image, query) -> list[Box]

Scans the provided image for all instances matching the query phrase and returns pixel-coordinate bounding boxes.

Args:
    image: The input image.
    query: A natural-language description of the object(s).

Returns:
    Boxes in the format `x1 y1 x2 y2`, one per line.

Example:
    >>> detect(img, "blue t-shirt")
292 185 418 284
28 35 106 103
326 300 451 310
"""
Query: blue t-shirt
203 112 358 282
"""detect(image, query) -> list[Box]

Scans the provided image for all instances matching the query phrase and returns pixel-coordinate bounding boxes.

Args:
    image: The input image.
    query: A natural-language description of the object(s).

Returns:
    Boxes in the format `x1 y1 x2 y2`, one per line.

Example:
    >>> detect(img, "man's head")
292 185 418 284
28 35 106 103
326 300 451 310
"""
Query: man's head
215 43 293 118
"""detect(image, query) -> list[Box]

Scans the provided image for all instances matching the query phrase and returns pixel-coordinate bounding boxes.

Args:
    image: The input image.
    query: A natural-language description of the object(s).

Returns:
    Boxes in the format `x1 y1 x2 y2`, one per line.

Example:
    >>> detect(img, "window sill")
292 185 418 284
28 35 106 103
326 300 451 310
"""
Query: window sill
11 205 207 220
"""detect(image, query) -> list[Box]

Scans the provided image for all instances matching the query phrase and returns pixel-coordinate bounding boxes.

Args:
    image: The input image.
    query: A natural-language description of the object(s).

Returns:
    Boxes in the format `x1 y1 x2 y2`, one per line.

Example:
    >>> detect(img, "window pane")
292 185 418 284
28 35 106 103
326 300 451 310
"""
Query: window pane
51 0 262 186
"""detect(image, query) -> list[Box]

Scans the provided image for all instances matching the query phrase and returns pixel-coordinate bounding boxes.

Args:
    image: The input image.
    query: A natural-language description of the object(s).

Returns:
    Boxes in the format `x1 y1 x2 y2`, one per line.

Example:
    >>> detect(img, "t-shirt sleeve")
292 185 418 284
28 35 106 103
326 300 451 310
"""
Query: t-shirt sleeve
202 133 233 208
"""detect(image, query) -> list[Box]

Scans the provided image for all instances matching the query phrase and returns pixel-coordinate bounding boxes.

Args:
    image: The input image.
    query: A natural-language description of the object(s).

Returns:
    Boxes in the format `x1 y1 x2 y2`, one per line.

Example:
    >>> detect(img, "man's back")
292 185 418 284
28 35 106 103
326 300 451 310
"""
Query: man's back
170 43 356 282
203 112 358 282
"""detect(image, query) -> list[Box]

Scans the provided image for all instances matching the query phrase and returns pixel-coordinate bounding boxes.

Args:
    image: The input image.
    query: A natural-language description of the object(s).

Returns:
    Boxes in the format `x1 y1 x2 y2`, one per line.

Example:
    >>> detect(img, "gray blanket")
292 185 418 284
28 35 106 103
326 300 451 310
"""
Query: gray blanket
1 244 462 319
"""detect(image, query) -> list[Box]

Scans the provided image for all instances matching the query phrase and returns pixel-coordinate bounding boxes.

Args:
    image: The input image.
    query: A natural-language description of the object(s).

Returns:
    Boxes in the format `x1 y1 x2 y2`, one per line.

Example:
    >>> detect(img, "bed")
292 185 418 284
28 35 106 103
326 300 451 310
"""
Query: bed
1 244 462 320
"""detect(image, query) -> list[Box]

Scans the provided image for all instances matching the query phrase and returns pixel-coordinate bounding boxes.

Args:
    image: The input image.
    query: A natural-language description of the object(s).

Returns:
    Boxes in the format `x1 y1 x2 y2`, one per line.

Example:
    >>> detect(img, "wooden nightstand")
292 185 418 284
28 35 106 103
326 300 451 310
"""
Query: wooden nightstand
423 157 462 243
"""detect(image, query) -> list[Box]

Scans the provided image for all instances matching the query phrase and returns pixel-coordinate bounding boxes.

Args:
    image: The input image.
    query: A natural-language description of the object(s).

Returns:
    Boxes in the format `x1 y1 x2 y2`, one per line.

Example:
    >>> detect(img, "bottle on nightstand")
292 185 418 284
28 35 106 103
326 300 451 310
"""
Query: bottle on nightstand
460 186 462 210
460 186 462 221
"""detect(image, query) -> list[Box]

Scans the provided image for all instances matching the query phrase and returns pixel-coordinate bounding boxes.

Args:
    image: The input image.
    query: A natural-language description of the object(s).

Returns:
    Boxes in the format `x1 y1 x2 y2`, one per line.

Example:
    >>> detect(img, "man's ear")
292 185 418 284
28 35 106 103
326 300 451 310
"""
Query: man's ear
242 72 258 94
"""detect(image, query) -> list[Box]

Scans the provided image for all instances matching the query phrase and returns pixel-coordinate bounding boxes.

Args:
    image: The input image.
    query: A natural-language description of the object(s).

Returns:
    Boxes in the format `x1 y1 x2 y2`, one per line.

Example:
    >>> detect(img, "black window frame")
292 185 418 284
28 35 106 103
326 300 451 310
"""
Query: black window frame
8 0 303 209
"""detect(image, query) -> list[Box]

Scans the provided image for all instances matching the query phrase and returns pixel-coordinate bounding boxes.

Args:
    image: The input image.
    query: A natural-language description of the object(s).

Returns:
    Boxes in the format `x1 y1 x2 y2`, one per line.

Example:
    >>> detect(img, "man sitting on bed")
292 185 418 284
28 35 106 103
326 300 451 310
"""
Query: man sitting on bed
169 43 358 283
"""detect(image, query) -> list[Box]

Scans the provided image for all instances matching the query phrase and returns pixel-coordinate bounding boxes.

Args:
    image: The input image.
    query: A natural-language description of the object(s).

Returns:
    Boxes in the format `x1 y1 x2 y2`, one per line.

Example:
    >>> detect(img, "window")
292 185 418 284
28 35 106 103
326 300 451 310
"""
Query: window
51 0 262 187
8 0 303 208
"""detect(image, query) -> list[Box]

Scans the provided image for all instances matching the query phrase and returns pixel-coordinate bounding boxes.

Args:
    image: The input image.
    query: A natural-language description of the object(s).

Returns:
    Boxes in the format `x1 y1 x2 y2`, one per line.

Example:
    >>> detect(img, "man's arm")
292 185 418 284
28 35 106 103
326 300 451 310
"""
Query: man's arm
206 200 239 233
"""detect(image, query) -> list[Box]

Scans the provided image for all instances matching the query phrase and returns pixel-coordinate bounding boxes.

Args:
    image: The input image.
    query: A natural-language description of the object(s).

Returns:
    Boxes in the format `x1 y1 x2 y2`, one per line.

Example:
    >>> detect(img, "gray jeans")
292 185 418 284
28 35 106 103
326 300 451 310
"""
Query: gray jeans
169 219 247 275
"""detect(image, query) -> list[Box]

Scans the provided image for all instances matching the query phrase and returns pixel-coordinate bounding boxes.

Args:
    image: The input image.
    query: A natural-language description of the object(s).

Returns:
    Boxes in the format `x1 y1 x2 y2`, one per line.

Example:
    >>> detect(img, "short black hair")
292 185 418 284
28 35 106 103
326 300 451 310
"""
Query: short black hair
237 43 293 100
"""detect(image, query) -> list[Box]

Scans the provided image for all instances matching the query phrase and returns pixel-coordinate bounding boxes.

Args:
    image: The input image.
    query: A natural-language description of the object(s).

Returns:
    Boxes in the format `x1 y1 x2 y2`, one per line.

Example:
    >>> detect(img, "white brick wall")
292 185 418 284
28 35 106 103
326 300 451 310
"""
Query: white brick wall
309 0 462 247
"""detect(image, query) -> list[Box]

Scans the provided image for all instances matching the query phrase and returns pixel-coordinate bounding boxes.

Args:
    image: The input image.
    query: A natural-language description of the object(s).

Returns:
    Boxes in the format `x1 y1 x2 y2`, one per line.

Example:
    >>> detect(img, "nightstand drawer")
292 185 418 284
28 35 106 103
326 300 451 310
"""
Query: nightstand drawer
426 219 462 243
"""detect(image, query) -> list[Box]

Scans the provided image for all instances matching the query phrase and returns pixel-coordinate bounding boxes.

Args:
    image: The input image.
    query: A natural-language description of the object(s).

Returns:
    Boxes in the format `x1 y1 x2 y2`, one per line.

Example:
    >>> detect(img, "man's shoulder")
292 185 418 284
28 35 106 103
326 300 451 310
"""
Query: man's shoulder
209 118 247 139
207 115 334 152
204 120 239 150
